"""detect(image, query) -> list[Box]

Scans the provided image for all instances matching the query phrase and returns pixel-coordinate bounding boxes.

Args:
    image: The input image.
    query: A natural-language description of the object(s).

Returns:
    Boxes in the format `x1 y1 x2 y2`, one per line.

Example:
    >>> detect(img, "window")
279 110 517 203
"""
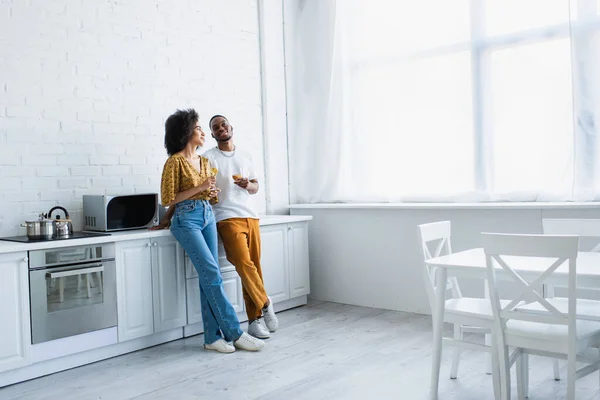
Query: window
286 0 600 202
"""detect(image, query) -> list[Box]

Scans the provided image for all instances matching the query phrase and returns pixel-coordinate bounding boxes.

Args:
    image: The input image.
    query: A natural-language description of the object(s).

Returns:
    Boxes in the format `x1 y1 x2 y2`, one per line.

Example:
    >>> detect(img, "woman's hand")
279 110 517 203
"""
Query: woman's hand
208 187 221 199
149 220 170 230
198 176 216 192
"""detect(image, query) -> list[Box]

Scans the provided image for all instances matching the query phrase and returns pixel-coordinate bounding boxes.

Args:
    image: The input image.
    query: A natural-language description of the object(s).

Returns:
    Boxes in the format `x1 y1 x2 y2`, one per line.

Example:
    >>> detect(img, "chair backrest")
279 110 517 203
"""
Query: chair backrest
418 221 461 313
482 233 579 327
543 218 600 252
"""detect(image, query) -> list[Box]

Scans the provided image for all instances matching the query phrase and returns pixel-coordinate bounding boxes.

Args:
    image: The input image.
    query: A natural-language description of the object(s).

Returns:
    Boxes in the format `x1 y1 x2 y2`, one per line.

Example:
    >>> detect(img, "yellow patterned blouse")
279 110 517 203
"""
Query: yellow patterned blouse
160 154 213 206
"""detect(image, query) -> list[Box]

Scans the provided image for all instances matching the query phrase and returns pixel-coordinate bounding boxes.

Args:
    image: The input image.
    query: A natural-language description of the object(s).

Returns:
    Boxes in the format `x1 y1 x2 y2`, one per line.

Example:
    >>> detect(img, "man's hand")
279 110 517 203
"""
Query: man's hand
234 177 250 189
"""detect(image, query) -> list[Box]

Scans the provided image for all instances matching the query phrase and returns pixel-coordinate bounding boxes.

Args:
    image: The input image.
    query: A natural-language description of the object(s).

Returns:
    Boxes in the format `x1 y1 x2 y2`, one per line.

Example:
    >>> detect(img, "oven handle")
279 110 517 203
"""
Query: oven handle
46 264 104 279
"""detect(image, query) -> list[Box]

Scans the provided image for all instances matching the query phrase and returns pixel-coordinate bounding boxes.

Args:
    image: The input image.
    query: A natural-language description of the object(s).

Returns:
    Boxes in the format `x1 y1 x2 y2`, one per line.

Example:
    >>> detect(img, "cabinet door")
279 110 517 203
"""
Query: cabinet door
186 278 203 327
289 222 311 297
185 241 235 278
222 271 244 314
260 224 290 303
152 236 186 333
185 271 243 327
116 240 154 342
0 252 30 373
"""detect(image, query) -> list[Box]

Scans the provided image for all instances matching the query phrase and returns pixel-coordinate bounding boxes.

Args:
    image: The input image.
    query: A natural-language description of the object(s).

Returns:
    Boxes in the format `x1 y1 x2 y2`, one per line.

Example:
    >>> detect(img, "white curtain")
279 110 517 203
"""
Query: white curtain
285 0 600 203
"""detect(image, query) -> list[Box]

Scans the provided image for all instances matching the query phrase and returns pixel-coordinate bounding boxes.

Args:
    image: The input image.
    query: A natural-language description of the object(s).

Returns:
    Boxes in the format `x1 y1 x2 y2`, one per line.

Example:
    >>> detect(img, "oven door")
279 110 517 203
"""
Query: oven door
29 261 117 344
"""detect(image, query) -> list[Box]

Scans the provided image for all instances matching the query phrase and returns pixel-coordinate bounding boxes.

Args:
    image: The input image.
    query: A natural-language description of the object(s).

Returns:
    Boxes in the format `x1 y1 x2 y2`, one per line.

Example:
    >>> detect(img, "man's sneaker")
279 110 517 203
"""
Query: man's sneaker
234 332 265 351
248 319 270 339
204 339 235 353
262 296 279 332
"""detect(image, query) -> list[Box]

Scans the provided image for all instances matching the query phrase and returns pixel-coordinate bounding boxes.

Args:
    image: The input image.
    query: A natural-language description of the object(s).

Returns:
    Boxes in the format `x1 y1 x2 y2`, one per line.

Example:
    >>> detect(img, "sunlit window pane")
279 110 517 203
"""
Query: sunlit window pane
346 0 471 61
352 52 475 199
484 0 570 37
489 39 574 197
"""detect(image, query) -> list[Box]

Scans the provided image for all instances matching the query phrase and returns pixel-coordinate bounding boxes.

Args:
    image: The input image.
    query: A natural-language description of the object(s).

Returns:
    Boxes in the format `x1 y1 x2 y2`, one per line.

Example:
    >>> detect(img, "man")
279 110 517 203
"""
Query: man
202 114 278 339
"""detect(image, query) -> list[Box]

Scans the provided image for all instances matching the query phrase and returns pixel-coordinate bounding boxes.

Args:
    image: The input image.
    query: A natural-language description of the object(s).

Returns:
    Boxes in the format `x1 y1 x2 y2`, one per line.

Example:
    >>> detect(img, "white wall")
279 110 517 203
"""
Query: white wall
290 205 600 314
0 0 267 237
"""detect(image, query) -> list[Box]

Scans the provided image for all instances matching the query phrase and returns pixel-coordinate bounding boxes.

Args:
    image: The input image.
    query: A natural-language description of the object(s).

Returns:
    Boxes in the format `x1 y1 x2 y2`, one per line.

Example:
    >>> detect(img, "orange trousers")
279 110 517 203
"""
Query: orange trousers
217 218 268 321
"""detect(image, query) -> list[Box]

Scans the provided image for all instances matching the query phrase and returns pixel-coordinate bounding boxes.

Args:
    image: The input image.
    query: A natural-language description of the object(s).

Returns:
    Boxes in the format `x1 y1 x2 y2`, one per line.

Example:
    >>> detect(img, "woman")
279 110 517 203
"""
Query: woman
160 108 264 353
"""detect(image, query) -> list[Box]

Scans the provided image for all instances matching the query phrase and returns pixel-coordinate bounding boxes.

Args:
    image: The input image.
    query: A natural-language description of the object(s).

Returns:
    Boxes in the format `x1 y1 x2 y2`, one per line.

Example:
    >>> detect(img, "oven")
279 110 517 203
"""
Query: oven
29 243 117 344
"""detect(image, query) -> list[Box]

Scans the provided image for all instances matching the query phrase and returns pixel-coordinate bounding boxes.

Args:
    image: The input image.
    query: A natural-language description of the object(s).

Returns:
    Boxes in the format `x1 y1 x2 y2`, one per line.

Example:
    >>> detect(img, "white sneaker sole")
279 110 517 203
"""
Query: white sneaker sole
248 331 270 339
203 344 235 354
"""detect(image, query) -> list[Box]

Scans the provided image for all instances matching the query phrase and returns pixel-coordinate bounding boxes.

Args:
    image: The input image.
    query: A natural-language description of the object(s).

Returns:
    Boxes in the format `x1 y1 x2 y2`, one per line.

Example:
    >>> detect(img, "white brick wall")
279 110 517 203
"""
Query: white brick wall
0 0 266 236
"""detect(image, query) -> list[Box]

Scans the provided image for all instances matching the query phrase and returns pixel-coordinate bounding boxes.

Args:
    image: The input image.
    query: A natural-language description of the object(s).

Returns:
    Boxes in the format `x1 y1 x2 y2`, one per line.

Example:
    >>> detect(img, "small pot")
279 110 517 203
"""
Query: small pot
48 206 73 237
22 216 56 240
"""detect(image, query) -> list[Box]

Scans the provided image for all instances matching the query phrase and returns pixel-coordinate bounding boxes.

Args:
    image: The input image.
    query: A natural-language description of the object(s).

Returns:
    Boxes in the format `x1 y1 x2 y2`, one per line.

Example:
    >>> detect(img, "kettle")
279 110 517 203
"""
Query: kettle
48 206 74 237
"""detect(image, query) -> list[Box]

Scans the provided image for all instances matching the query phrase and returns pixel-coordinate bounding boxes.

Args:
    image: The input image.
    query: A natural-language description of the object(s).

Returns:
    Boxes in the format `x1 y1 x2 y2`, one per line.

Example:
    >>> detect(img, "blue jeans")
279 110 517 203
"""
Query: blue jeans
170 199 243 344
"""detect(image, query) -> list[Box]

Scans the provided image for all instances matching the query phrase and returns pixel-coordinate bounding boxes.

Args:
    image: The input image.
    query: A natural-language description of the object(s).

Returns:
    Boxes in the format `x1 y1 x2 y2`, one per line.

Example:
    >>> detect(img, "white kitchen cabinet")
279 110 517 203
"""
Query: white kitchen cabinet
288 222 311 297
185 271 244 328
260 224 290 303
185 241 232 279
116 237 185 342
186 278 203 325
116 239 154 342
222 271 244 313
0 252 30 373
151 236 186 333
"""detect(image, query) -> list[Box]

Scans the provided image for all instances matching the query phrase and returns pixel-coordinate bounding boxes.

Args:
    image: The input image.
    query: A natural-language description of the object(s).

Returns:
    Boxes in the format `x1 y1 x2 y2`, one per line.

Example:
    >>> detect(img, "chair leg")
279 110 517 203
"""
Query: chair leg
450 324 461 379
497 336 511 400
484 279 493 375
545 284 561 382
567 349 577 400
523 354 529 398
429 270 447 400
516 351 529 400
491 333 501 400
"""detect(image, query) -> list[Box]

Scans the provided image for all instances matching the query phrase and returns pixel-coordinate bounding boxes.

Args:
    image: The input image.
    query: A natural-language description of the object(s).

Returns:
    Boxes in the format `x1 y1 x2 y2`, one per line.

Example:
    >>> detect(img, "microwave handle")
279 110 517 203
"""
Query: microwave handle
46 265 104 279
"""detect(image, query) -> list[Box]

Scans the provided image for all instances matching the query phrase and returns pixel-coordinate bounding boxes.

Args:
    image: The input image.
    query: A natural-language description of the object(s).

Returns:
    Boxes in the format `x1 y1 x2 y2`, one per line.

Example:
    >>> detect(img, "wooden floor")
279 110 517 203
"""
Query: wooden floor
1 301 599 400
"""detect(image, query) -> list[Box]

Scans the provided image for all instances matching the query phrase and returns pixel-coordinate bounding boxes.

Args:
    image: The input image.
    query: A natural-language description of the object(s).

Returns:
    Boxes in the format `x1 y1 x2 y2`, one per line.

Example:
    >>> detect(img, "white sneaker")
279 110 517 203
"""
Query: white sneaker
234 332 265 351
262 296 279 332
204 338 235 353
248 319 270 339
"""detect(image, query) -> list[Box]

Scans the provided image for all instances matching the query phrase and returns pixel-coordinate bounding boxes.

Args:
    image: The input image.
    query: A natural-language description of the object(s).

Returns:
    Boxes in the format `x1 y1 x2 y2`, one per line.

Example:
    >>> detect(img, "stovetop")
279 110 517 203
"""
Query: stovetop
0 232 111 243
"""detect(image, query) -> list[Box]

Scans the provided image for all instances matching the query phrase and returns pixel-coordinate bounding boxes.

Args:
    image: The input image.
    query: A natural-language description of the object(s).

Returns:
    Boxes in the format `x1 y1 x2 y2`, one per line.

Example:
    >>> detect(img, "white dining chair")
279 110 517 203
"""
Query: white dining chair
542 218 600 379
418 221 500 400
483 233 600 400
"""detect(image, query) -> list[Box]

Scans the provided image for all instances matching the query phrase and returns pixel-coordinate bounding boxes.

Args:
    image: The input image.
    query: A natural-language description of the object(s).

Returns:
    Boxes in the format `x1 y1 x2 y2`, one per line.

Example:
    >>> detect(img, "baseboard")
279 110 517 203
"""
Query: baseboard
0 328 183 388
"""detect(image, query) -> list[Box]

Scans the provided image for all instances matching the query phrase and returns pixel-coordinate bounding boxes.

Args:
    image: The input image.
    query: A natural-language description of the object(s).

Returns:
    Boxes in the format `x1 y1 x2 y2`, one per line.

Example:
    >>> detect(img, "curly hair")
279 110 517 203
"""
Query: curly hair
164 109 199 156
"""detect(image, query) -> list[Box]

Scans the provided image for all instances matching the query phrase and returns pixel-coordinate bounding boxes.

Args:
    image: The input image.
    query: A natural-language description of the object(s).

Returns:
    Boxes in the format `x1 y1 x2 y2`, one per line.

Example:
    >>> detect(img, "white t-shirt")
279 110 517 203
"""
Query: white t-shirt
202 147 259 223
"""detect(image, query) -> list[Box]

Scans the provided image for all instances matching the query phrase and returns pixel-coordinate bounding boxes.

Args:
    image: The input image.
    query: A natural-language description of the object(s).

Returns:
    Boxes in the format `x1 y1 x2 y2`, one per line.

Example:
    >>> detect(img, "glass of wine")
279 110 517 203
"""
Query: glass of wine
210 159 219 177
232 166 245 182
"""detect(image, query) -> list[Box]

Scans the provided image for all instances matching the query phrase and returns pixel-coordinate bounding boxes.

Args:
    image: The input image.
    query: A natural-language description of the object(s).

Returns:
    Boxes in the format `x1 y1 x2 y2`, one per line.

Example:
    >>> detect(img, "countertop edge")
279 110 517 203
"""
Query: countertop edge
0 215 313 254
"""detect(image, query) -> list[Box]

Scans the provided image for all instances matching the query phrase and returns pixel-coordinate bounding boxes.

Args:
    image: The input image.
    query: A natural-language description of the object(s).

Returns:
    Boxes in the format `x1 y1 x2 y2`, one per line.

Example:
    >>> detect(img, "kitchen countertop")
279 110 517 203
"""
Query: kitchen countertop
0 214 313 254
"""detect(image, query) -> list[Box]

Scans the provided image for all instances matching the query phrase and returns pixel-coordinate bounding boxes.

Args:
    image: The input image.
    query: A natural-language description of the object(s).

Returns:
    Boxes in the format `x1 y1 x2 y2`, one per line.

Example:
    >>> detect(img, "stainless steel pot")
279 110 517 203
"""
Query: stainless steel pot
48 206 73 237
22 215 56 240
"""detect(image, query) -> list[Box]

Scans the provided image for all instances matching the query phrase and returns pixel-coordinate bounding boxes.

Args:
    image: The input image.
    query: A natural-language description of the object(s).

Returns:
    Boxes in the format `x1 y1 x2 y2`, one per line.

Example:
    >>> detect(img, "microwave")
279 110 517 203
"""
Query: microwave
83 193 159 231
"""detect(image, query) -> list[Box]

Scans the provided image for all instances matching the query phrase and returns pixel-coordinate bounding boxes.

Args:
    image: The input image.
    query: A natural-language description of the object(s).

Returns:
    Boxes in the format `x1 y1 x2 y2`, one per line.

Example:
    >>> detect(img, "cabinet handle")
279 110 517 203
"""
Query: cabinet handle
288 227 292 231
153 242 158 247
22 256 29 262
146 242 152 247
